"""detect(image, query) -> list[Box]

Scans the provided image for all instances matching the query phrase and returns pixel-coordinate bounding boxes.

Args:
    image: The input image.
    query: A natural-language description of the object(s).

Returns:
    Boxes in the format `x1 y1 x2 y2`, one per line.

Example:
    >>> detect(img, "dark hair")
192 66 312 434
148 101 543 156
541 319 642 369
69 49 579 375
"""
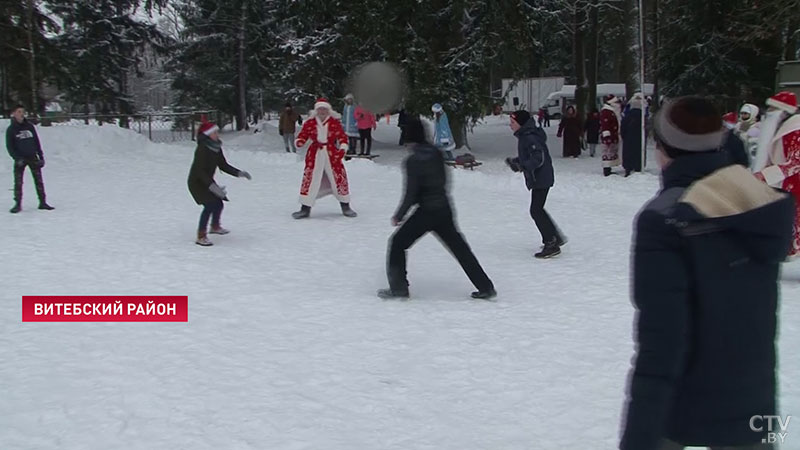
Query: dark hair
285 102 292 108
13 104 24 112
403 116 428 144
566 106 576 114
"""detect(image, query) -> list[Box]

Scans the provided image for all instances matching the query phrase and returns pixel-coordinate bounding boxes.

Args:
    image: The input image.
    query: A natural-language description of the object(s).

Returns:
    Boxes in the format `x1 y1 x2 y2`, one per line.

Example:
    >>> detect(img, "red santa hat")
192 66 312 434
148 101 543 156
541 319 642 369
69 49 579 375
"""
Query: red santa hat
766 91 798 114
604 95 621 105
198 120 219 137
314 98 332 110
722 112 737 129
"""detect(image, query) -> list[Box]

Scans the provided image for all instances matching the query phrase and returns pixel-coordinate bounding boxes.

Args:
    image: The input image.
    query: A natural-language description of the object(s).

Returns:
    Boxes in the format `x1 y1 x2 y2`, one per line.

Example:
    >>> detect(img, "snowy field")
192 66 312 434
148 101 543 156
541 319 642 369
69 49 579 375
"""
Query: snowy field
1 117 798 449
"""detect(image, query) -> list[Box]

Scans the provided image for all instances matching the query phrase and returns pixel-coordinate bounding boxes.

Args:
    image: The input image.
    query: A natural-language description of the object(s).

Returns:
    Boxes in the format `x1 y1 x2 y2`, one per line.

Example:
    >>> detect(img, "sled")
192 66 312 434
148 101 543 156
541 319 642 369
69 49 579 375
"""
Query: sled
344 154 380 161
445 160 483 170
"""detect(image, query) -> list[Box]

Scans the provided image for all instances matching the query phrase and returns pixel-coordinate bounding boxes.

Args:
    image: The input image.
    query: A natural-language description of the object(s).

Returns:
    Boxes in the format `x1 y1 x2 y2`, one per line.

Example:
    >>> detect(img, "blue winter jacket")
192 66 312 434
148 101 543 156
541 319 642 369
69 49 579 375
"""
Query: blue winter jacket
342 104 358 137
513 121 554 189
433 112 455 150
6 119 43 161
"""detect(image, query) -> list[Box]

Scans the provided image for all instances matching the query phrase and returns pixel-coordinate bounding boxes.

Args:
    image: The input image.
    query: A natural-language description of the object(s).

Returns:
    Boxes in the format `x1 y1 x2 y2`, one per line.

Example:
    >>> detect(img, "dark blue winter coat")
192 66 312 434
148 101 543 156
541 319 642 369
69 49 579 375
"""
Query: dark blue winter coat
513 120 554 190
620 151 795 450
6 119 43 161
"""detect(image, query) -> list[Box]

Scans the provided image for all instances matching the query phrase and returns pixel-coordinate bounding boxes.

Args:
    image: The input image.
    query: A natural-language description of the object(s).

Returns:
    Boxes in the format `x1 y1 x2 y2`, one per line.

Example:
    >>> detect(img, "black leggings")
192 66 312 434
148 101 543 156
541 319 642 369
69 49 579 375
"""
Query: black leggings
359 128 372 155
387 208 493 293
199 198 224 231
530 188 560 244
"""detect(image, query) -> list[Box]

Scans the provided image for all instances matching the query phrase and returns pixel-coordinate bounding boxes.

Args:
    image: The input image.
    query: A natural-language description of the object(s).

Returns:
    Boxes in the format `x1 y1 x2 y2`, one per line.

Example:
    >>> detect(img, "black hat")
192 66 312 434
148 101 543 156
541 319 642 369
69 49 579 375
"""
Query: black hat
511 110 531 126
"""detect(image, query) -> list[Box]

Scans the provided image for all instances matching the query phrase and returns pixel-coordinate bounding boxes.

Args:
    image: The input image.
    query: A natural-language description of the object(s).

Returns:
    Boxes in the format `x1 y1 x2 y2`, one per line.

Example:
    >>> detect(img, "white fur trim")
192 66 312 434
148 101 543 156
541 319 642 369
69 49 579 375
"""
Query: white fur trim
766 97 798 114
654 102 726 151
316 117 329 143
314 100 332 111
768 115 800 165
601 130 611 138
299 149 350 207
202 125 219 136
340 143 349 151
761 165 785 188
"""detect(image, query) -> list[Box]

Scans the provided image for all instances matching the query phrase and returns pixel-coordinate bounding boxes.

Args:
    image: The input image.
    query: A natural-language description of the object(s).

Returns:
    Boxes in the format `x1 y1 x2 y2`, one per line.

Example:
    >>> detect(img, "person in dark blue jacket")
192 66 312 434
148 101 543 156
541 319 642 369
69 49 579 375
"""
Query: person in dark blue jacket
620 96 795 450
506 110 565 258
378 116 495 300
6 104 53 213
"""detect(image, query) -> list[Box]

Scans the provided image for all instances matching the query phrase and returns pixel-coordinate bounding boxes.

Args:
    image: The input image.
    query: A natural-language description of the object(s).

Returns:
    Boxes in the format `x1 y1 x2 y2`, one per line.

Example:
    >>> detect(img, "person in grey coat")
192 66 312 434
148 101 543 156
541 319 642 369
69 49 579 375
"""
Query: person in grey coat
506 110 565 258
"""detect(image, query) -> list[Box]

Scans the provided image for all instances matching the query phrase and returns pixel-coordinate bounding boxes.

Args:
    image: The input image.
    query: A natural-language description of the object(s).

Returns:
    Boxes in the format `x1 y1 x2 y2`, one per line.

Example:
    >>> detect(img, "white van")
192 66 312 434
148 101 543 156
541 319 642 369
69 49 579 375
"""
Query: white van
542 83 654 118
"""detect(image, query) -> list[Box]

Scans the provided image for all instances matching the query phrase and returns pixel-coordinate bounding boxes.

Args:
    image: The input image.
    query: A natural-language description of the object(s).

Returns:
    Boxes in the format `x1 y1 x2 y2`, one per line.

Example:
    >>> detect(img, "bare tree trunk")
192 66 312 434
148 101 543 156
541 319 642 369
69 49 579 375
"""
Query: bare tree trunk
236 0 248 131
652 0 660 110
25 0 37 113
573 2 588 124
587 0 599 113
785 17 798 60
1 64 7 113
624 0 638 98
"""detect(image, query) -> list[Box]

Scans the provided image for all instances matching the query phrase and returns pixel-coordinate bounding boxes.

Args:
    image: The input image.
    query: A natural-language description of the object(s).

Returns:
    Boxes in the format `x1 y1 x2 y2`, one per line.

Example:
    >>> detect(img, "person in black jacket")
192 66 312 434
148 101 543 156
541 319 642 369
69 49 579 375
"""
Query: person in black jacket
187 121 251 246
377 117 495 300
620 97 795 450
585 108 601 157
6 104 53 213
506 110 565 258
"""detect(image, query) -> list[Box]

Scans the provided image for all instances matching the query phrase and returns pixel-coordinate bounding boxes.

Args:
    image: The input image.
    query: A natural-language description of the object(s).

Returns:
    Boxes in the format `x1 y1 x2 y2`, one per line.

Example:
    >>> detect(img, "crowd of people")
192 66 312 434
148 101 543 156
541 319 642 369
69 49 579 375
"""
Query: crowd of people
6 87 800 449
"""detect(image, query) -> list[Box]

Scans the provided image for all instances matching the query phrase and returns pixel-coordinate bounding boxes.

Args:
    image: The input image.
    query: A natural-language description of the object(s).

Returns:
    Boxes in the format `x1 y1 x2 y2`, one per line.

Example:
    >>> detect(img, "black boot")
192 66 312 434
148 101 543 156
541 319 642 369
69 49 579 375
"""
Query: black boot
535 238 561 259
377 288 410 300
603 167 612 177
624 169 632 177
341 202 357 218
471 288 497 300
10 202 21 214
38 201 54 210
292 205 311 219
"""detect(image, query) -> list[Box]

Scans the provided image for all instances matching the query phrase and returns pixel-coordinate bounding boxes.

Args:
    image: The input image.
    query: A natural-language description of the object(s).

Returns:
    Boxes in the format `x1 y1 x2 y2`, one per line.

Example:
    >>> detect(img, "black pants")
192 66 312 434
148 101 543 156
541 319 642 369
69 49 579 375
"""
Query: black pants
387 208 493 293
398 125 405 145
347 137 358 155
198 198 224 231
358 128 372 155
13 161 46 204
530 188 560 244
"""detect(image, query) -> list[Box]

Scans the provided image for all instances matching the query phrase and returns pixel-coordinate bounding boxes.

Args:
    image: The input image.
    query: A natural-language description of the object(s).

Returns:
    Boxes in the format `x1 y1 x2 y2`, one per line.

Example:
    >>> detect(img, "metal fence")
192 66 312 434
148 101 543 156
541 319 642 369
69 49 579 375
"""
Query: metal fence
36 111 223 144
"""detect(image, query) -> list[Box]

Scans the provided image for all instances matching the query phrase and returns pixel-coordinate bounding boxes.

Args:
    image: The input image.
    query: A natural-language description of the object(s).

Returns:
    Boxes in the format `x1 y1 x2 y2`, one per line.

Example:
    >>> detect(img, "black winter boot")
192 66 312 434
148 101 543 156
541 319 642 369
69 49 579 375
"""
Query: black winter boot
603 167 612 177
38 202 54 210
292 205 311 219
535 239 561 259
10 202 21 214
377 288 410 300
471 289 497 300
341 202 357 218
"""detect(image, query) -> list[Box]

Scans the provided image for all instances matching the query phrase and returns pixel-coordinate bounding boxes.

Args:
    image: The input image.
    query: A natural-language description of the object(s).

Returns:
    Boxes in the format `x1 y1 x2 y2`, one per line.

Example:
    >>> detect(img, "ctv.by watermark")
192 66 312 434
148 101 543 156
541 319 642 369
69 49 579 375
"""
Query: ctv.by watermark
750 415 792 444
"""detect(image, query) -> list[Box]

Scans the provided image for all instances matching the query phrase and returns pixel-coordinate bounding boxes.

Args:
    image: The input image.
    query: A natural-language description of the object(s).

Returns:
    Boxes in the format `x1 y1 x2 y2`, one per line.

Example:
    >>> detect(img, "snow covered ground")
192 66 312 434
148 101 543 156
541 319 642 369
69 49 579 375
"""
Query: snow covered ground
1 118 798 449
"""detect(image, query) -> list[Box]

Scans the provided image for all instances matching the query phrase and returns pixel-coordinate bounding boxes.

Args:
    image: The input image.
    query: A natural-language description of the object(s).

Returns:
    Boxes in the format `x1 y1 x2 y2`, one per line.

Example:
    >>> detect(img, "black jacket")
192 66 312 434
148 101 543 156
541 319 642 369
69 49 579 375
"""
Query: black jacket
393 144 450 221
187 135 241 205
513 121 554 189
621 108 643 171
620 152 795 450
6 119 43 160
723 130 750 168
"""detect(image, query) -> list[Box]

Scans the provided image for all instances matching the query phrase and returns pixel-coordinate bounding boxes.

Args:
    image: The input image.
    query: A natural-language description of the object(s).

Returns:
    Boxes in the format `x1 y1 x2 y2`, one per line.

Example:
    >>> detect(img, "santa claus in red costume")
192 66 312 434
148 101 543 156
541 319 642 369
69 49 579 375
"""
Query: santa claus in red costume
754 91 800 259
291 98 357 219
600 94 622 176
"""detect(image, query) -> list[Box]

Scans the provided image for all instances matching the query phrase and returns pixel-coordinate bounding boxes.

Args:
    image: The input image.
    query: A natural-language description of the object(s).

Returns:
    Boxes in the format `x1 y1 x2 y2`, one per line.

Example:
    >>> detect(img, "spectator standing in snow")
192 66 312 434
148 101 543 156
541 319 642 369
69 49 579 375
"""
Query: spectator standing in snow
378 117 495 300
537 108 545 127
6 104 53 213
187 120 251 246
557 105 582 158
506 110 566 259
621 93 645 176
432 103 456 160
354 103 377 155
584 107 601 157
735 103 761 159
342 94 359 154
278 102 302 153
397 109 408 145
620 96 794 450
722 111 750 168
600 95 623 176
543 109 551 127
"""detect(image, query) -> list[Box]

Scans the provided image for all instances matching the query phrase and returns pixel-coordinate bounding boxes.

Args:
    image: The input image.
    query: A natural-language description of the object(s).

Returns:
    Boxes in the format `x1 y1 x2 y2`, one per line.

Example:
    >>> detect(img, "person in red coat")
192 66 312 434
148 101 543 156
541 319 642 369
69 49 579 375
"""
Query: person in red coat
600 95 622 176
292 98 357 219
754 91 800 259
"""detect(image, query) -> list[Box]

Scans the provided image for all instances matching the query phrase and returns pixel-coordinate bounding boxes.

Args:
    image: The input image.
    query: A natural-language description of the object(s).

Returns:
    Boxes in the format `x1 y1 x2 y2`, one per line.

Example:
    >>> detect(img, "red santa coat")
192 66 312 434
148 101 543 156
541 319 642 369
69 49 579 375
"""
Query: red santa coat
759 114 800 257
600 104 621 168
295 115 351 207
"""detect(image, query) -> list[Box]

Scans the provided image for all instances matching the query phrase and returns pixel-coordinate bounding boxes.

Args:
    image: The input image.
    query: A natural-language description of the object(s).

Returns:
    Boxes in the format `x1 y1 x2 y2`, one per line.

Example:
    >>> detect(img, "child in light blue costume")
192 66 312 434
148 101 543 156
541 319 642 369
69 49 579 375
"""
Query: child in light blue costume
432 103 456 160
342 94 359 154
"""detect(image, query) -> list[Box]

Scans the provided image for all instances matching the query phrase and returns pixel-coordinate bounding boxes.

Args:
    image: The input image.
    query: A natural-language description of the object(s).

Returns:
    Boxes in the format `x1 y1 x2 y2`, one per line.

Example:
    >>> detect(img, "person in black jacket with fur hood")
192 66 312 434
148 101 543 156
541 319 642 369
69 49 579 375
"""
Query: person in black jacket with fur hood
620 97 795 450
6 104 53 213
377 116 495 300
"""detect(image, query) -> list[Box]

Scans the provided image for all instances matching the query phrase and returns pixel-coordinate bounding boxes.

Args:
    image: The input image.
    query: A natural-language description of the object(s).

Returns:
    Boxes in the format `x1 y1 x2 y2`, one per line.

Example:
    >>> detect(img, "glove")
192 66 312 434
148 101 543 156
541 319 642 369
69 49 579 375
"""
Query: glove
505 157 522 173
209 183 227 199
239 170 251 180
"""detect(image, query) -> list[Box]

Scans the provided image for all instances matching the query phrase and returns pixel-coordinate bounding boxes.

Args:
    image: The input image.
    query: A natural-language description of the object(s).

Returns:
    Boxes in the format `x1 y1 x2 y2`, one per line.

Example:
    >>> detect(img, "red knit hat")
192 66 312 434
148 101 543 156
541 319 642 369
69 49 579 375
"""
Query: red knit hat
198 120 219 137
314 98 332 110
722 112 737 129
766 91 798 114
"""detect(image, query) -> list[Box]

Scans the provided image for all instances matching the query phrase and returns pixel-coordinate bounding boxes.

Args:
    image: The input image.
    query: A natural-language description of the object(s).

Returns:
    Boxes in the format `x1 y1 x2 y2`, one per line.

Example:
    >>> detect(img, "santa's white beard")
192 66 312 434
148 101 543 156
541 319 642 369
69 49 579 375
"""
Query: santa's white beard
753 110 784 172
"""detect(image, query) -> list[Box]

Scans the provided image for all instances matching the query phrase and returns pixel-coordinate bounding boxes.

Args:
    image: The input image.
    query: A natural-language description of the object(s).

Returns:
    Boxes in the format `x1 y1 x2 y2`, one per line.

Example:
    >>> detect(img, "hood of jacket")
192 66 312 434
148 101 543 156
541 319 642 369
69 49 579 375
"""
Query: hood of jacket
666 155 795 263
